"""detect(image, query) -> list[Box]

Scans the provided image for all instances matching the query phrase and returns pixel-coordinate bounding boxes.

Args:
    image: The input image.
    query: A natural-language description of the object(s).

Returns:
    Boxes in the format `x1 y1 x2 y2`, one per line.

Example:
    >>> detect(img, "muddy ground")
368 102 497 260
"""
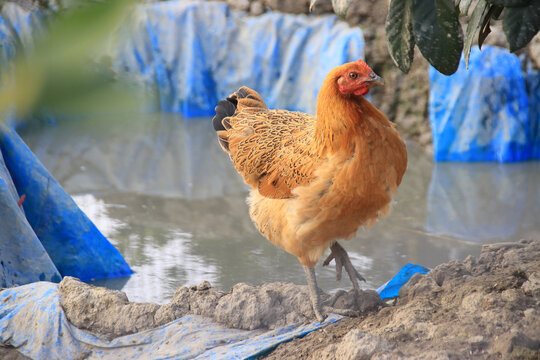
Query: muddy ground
59 239 540 359
4 239 538 360
264 240 540 359
5 240 540 359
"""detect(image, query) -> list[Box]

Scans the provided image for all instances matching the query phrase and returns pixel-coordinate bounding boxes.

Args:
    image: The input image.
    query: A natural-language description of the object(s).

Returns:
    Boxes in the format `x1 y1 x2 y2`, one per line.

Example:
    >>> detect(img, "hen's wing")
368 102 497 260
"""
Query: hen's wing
212 86 318 199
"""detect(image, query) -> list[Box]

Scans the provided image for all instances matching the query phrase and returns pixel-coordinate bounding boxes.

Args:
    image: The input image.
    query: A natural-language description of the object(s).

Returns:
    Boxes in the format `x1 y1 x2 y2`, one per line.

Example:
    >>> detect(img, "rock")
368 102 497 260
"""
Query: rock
0 347 31 360
522 271 540 297
528 33 540 69
335 330 393 359
227 0 250 12
309 0 333 15
317 330 394 360
263 0 309 14
249 0 265 16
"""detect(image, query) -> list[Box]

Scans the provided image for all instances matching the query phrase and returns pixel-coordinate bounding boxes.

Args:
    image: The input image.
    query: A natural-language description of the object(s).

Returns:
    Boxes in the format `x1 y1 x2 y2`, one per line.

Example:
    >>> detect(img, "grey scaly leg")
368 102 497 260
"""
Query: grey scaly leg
303 265 325 322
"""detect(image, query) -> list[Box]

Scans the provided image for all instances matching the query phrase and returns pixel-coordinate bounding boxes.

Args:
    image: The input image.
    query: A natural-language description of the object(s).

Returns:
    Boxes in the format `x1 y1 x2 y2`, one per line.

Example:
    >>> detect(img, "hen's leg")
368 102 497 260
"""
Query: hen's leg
323 242 365 292
303 265 325 322
303 265 360 321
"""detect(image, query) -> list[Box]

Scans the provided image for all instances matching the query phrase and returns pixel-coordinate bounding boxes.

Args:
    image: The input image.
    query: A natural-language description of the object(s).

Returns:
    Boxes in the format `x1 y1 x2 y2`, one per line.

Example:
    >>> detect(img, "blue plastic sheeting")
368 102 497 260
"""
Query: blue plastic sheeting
0 3 46 63
0 1 364 118
109 0 364 116
376 264 430 300
429 46 540 162
0 125 133 282
0 282 341 360
525 66 540 159
0 151 61 287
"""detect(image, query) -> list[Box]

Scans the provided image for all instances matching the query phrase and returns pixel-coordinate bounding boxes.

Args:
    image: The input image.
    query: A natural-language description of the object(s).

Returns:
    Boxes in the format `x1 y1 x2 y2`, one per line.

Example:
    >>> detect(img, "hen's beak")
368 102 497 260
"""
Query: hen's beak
368 73 384 87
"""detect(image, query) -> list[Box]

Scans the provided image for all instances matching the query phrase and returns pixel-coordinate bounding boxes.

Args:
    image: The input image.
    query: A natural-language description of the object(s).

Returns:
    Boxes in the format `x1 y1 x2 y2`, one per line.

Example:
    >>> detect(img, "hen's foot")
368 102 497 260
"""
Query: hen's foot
303 265 366 321
323 242 365 292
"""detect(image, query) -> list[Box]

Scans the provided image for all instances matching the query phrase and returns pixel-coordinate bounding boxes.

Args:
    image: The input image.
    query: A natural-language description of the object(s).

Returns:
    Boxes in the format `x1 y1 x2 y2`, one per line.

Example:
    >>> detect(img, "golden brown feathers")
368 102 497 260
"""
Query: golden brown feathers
212 60 407 267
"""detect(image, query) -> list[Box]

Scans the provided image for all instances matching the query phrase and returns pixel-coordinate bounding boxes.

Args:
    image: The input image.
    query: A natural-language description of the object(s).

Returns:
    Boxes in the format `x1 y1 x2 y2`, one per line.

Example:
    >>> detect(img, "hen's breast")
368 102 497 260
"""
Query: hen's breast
247 115 406 266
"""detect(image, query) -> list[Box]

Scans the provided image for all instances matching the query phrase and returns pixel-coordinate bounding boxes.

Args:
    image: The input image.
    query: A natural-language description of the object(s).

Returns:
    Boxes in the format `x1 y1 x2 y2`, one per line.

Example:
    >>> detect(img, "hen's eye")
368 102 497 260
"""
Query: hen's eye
349 72 358 79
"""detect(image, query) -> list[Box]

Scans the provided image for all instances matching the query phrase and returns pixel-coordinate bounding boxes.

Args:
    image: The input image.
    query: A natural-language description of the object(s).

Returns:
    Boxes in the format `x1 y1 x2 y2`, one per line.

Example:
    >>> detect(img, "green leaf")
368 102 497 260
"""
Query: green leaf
386 0 415 73
1 0 140 118
485 0 529 7
464 0 490 67
37 0 134 64
331 0 352 18
478 5 502 48
503 2 540 52
412 0 464 75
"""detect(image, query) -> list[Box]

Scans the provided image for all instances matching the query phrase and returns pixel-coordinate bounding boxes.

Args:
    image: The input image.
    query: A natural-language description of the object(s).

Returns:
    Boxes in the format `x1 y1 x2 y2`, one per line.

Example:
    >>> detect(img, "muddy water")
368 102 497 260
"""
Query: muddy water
19 113 540 303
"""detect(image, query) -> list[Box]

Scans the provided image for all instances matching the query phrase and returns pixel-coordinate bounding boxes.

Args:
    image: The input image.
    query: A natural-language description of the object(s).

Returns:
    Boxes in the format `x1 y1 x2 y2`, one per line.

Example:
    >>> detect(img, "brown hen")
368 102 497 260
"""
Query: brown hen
212 59 407 321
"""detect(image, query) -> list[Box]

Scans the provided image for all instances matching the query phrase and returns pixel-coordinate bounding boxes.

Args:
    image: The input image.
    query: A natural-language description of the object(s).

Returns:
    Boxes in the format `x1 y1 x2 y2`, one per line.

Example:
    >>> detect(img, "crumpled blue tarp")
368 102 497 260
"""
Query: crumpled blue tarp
525 65 540 159
0 125 132 283
429 46 540 162
0 1 364 117
0 150 61 287
376 263 430 300
0 264 427 360
108 0 364 116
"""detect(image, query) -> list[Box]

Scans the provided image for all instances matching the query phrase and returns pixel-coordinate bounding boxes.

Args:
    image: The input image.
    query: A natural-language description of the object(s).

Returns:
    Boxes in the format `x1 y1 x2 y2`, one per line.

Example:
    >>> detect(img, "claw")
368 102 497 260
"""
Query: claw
323 242 366 292
323 250 343 281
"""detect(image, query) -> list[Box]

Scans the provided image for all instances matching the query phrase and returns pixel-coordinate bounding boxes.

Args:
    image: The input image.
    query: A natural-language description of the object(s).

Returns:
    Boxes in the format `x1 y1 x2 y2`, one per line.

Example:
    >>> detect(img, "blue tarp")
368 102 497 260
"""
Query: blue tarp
0 265 427 360
108 0 365 116
376 263 430 300
0 149 61 287
429 46 540 162
1 1 365 117
0 125 132 283
0 281 340 360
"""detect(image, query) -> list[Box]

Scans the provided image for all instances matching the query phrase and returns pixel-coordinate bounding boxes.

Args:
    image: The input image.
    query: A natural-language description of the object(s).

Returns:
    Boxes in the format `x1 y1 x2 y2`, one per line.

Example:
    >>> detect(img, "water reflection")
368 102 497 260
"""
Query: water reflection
18 113 247 198
18 115 540 303
426 162 540 242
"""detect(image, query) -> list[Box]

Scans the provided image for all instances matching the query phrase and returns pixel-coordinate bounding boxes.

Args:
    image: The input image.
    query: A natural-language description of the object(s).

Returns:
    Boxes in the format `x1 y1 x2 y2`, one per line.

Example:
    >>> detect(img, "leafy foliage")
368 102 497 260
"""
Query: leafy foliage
0 0 142 122
411 0 463 75
385 0 415 73
503 2 540 52
315 0 540 75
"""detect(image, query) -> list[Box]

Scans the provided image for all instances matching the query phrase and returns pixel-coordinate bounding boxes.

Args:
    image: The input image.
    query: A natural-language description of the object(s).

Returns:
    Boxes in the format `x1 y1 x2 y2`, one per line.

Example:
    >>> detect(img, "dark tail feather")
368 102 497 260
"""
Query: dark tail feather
212 99 236 132
212 87 266 152
212 98 237 152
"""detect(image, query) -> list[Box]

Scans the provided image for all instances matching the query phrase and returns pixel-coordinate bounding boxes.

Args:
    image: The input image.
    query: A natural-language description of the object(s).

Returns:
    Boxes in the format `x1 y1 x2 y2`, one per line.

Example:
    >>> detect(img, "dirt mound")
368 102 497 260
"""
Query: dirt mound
265 239 540 359
59 278 382 338
58 239 539 358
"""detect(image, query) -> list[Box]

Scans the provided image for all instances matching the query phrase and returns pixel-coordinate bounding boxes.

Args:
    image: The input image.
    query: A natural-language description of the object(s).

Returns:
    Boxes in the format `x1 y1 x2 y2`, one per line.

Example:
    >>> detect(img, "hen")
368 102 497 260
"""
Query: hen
212 59 407 321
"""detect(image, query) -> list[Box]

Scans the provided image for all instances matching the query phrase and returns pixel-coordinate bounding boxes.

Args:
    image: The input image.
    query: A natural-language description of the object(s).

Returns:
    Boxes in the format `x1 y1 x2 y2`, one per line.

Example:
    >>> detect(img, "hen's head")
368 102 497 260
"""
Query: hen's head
335 59 383 97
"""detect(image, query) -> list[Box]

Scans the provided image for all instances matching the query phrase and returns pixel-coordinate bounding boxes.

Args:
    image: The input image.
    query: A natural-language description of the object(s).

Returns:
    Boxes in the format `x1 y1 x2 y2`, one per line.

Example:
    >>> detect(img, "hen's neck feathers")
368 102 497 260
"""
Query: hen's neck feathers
314 71 391 156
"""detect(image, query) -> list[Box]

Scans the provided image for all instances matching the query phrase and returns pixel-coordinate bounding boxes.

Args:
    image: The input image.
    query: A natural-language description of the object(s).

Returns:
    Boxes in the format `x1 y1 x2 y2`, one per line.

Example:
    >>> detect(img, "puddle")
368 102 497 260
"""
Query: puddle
18 113 540 303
